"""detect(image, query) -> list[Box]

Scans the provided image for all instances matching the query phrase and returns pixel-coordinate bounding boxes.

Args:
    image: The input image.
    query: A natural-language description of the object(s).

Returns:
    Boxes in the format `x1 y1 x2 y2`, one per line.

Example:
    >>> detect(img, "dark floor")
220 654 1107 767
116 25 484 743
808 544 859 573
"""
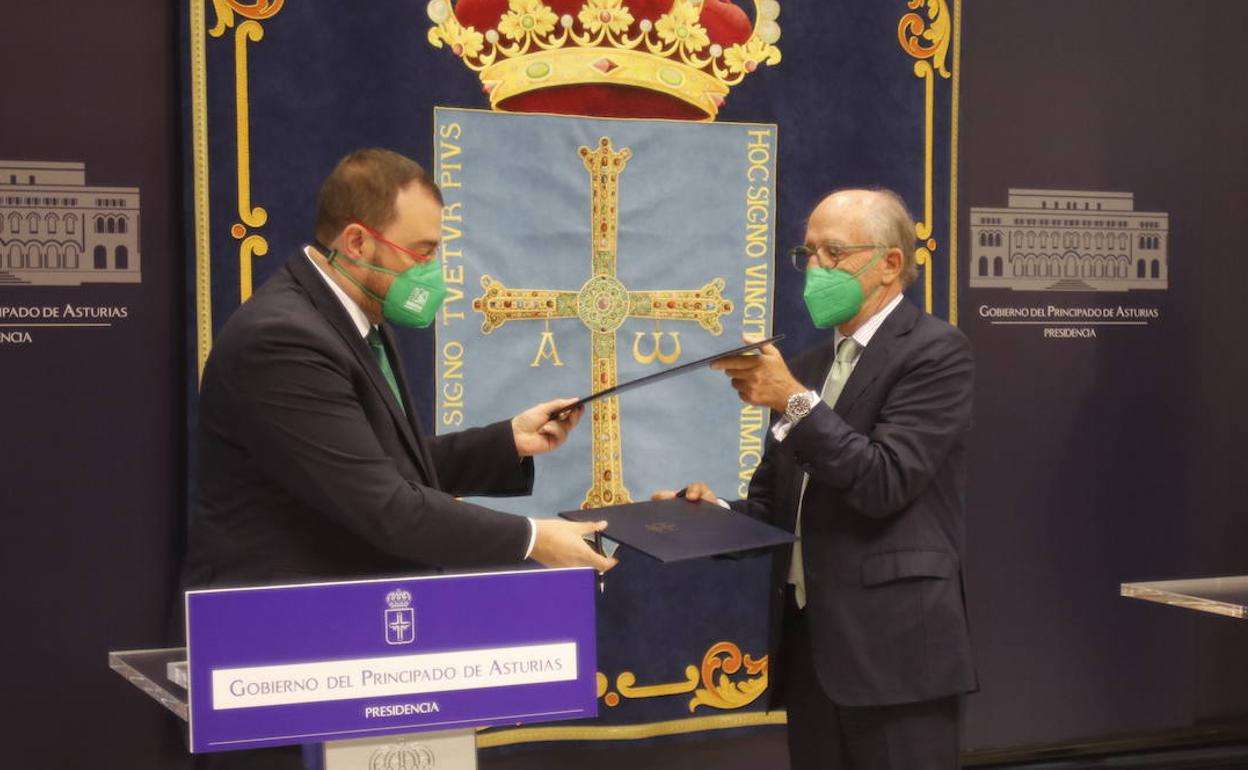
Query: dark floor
480 728 789 770
977 743 1248 769
479 727 1248 770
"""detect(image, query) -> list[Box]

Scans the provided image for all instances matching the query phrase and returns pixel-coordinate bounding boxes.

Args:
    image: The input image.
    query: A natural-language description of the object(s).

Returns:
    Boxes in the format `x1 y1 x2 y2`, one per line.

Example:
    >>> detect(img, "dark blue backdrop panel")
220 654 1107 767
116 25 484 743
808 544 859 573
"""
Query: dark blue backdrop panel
1 1 187 768
959 0 1248 750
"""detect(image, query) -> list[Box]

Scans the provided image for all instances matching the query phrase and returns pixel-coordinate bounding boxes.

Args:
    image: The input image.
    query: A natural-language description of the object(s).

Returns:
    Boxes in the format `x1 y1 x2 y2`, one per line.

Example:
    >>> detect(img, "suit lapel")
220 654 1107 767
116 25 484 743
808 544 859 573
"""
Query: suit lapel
379 323 440 488
833 299 921 416
780 300 921 527
286 254 436 484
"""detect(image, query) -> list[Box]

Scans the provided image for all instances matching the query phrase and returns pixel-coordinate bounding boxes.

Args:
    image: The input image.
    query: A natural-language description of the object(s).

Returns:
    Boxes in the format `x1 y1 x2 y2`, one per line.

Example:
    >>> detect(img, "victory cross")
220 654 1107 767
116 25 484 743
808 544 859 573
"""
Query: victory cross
473 136 734 509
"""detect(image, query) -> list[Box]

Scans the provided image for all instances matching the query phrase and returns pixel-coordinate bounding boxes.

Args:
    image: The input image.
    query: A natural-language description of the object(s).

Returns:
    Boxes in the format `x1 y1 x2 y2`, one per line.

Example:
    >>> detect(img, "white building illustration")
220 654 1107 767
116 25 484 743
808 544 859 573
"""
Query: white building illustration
0 160 141 287
969 189 1167 292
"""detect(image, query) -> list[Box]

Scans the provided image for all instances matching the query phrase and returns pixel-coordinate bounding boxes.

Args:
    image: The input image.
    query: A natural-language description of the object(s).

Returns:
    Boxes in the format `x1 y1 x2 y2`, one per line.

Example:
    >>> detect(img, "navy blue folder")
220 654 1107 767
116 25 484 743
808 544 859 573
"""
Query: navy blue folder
559 498 796 563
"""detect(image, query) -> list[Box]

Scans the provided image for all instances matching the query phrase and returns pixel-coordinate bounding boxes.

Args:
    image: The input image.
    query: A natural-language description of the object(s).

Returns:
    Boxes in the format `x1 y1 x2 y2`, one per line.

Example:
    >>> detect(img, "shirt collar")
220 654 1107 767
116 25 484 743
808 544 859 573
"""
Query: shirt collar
835 292 904 357
304 246 372 339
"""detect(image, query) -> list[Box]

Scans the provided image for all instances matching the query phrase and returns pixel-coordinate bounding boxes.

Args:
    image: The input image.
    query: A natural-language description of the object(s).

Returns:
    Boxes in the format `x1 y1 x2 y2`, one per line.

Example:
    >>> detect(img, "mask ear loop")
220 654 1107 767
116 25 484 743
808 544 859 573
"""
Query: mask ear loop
313 221 372 265
314 236 402 277
309 238 393 307
849 248 887 278
312 239 337 262
852 248 891 309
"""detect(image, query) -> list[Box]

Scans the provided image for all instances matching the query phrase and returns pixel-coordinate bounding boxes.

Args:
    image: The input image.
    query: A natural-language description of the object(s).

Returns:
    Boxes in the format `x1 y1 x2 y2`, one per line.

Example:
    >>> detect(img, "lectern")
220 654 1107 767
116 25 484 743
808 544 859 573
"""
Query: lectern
110 567 598 769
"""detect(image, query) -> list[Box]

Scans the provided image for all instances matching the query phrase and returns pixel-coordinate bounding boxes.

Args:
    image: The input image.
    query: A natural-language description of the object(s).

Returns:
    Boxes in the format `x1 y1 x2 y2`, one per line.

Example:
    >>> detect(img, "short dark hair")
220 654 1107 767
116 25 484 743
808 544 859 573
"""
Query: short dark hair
314 148 442 245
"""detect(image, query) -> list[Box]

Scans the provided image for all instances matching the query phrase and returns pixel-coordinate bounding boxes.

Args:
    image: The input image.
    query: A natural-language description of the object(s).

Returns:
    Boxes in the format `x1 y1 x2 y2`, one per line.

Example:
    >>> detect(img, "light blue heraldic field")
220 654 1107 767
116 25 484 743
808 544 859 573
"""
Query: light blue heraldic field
434 108 775 517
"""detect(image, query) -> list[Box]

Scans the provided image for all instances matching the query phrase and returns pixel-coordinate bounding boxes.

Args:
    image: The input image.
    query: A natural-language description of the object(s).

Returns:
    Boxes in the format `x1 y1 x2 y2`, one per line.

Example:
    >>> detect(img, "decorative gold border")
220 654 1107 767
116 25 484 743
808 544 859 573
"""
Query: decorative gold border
191 0 212 380
211 2 282 304
229 19 270 301
591 642 768 712
950 0 960 324
192 0 284 380
477 709 787 748
898 0 959 323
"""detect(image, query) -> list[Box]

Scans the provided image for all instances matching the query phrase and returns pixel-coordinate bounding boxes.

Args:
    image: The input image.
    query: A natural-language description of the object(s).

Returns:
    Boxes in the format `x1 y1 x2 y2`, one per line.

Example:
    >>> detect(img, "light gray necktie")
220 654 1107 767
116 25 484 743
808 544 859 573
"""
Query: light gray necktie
789 336 861 609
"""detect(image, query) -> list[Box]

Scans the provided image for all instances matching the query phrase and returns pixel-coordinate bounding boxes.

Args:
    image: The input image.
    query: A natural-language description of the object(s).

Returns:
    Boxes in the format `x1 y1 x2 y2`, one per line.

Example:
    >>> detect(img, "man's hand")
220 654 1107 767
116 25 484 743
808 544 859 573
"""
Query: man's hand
710 334 805 412
531 518 618 572
652 481 719 506
512 398 584 457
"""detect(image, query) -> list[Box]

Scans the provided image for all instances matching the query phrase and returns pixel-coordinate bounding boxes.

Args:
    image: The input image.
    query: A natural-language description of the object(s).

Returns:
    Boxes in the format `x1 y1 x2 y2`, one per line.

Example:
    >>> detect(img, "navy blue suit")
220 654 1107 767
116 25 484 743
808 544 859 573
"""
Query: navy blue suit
731 299 976 768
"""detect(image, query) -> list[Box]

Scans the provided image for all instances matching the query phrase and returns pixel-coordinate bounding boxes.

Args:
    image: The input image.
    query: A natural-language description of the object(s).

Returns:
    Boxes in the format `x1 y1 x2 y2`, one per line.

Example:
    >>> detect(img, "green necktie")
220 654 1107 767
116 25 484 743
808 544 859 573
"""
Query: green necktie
789 336 862 609
366 328 406 413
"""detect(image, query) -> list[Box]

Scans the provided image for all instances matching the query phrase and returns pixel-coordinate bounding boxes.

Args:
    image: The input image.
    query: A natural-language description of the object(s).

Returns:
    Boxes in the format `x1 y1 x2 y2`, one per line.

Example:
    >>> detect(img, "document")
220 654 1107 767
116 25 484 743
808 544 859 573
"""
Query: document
559 497 795 562
551 334 785 419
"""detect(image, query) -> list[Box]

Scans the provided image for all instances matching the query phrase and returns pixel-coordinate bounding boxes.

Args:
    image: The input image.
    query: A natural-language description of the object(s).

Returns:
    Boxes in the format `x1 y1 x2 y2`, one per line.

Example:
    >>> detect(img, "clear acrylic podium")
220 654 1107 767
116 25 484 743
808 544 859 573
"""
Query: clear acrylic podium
1120 576 1248 619
109 646 190 721
108 647 479 768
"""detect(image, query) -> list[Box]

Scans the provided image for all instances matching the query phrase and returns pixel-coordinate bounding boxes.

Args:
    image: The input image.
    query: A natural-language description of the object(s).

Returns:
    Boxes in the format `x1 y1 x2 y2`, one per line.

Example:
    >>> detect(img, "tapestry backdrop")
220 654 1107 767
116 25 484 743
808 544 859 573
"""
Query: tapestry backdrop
183 0 956 744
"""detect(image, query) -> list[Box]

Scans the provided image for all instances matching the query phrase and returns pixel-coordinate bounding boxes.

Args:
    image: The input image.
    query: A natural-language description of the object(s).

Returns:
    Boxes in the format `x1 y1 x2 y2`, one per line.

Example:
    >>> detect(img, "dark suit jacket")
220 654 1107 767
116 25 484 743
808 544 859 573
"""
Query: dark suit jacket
184 253 533 588
731 299 977 707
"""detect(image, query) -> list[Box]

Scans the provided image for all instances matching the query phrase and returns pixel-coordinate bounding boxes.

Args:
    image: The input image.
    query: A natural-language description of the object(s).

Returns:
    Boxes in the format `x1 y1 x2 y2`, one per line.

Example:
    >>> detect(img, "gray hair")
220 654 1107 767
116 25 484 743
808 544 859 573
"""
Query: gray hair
819 188 919 287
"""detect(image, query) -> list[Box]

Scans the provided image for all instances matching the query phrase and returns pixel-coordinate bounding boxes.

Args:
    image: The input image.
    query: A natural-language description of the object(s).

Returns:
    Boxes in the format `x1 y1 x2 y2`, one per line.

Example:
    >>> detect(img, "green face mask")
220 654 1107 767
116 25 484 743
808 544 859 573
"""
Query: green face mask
802 250 884 329
318 226 446 328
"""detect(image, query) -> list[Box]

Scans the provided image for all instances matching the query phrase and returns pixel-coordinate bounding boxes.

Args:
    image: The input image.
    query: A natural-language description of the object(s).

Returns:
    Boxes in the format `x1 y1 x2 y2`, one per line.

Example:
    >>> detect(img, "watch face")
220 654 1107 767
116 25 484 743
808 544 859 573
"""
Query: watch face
787 393 812 419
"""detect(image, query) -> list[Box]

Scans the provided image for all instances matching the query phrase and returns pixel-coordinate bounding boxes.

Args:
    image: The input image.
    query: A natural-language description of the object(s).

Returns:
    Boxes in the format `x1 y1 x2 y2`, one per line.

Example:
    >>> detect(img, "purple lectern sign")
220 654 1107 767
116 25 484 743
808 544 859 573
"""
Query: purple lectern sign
185 568 597 753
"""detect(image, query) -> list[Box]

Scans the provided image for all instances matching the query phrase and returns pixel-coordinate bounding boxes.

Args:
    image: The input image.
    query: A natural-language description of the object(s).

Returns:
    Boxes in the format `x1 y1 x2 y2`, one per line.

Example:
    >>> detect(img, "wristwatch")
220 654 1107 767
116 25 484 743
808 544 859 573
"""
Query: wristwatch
784 390 818 423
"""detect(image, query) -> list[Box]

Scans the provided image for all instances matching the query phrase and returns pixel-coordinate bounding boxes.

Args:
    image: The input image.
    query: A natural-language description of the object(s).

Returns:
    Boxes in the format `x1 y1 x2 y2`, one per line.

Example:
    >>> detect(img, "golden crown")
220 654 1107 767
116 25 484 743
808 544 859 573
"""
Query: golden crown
426 0 782 120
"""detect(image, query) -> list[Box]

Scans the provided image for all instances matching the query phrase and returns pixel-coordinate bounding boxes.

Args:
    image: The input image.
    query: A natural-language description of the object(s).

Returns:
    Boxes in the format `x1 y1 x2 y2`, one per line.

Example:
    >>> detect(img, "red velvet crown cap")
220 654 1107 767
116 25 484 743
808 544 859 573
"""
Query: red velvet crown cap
453 0 754 119
697 0 753 48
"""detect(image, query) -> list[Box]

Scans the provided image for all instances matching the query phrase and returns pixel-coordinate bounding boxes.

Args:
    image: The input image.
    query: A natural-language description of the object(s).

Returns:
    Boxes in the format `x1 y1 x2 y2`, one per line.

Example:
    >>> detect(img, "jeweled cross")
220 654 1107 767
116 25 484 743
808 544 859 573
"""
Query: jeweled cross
472 137 733 508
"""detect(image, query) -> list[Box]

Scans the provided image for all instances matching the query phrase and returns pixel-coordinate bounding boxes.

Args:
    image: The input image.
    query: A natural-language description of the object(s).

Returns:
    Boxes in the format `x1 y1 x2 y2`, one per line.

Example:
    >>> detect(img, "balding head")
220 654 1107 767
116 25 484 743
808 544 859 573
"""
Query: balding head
809 189 918 287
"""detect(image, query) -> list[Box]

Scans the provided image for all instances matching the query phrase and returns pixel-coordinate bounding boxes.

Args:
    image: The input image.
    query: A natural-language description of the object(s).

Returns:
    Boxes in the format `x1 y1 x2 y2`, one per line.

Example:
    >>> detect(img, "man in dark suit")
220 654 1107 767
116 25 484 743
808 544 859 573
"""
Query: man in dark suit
659 189 976 769
187 148 615 590
185 148 616 767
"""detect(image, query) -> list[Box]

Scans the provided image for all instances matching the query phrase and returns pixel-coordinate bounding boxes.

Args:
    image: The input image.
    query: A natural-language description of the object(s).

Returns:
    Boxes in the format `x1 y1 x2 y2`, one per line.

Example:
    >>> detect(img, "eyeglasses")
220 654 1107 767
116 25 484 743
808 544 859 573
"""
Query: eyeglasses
789 242 887 272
